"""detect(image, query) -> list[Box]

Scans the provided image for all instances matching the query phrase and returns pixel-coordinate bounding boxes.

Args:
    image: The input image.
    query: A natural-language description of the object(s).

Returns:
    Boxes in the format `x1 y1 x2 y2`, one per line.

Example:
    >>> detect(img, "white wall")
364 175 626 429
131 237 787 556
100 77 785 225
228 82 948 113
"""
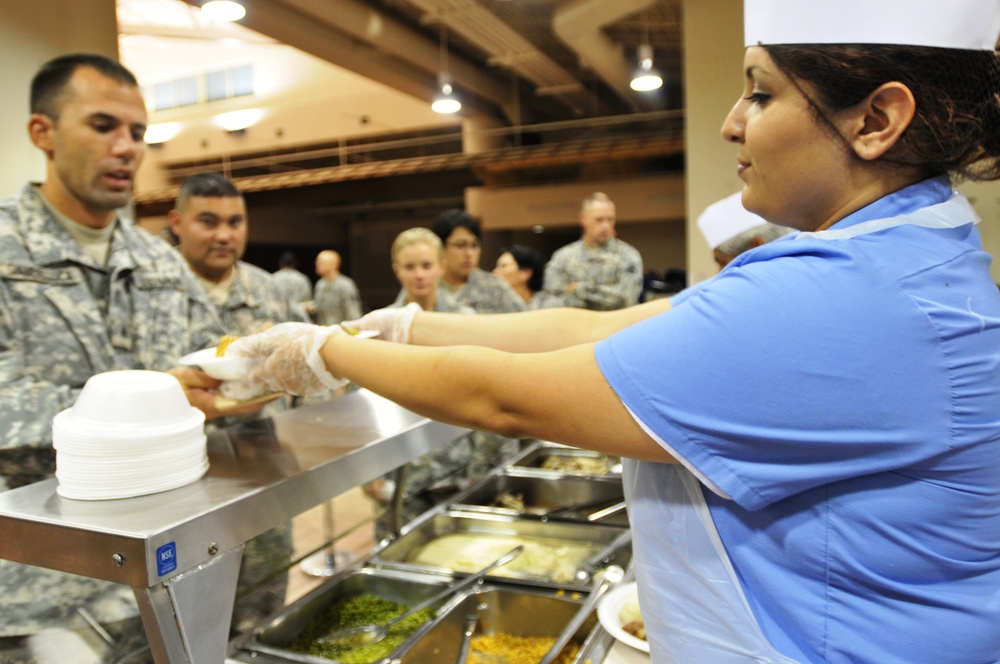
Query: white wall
0 0 119 196
127 34 461 191
682 0 746 285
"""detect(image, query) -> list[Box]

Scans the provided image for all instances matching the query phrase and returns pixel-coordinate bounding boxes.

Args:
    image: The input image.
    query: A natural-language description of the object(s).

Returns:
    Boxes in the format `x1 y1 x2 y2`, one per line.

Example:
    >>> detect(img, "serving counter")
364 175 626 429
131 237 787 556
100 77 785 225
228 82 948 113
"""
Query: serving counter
0 389 468 664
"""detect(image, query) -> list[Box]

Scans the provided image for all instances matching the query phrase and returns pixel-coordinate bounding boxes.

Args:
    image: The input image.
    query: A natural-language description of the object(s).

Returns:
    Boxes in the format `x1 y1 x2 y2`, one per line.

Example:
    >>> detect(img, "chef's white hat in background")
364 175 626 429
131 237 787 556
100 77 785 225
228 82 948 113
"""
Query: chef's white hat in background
745 0 1000 51
697 192 769 250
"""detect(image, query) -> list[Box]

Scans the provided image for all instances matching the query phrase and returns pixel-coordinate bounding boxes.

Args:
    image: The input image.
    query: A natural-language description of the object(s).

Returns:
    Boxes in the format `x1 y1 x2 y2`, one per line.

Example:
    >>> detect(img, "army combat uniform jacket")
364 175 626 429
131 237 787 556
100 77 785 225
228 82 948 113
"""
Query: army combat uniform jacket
0 184 224 637
543 237 643 310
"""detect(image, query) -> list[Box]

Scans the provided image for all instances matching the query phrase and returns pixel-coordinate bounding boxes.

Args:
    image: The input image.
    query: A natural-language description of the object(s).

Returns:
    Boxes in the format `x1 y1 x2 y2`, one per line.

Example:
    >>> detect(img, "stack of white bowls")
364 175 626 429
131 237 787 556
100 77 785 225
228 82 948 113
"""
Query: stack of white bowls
53 370 208 500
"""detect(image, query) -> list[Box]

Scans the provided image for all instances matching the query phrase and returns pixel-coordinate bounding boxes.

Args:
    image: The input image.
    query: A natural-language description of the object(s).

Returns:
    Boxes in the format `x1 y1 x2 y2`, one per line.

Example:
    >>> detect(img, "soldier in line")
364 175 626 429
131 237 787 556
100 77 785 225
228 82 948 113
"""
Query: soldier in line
0 54 259 663
493 244 564 310
431 209 525 314
543 192 643 310
363 228 477 536
169 173 307 338
308 249 363 325
272 250 313 311
169 173 309 634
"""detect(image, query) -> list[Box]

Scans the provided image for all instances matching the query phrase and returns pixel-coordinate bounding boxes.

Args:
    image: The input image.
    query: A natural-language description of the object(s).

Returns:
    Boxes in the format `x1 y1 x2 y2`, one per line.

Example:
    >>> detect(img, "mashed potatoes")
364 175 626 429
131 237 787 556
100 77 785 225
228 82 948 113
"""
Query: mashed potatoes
620 591 646 641
408 533 598 584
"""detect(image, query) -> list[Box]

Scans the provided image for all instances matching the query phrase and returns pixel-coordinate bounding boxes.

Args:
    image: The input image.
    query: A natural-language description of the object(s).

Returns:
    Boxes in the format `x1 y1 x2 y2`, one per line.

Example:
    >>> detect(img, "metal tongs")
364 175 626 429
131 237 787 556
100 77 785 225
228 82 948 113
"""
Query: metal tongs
539 564 626 664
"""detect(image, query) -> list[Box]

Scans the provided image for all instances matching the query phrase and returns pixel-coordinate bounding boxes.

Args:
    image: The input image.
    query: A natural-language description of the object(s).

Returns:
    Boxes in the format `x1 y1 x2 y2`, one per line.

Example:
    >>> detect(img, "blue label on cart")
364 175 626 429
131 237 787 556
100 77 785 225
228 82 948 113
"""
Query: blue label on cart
157 542 177 576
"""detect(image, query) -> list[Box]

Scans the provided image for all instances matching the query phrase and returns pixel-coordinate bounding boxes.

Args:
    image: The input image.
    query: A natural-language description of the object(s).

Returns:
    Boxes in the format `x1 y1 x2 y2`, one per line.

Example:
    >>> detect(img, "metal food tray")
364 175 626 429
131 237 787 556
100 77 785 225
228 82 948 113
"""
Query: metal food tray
391 584 598 663
506 442 623 479
238 567 453 663
448 470 628 527
369 511 632 590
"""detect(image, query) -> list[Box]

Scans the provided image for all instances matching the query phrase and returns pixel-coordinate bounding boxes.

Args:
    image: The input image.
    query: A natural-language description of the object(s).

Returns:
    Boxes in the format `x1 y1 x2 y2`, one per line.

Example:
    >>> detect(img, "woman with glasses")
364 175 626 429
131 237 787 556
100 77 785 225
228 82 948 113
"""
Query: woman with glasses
431 209 525 313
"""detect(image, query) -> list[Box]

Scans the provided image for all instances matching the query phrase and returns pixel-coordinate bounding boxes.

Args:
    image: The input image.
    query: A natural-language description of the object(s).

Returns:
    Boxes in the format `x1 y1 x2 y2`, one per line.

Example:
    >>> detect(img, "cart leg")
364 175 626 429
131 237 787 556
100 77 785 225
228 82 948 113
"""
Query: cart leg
133 545 243 663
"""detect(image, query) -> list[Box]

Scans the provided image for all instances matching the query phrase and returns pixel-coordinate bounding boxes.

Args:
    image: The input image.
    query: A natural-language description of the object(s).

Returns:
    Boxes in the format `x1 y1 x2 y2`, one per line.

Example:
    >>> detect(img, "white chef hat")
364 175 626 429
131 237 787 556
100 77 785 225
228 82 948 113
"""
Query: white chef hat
697 192 768 250
745 0 1000 51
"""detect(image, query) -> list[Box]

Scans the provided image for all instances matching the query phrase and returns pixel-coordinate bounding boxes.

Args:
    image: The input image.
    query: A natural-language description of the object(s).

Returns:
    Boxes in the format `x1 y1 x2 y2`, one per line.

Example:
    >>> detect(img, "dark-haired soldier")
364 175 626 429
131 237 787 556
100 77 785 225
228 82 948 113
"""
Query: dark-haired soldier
0 53 253 662
431 209 524 313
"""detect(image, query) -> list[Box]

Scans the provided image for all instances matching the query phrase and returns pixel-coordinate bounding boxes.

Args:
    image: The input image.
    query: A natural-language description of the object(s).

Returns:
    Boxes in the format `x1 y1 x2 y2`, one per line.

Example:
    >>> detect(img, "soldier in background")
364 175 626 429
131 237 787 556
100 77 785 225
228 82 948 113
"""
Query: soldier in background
493 244 564 310
309 249 363 325
431 209 525 314
272 250 313 310
169 173 307 337
169 172 309 635
544 192 643 310
0 53 256 664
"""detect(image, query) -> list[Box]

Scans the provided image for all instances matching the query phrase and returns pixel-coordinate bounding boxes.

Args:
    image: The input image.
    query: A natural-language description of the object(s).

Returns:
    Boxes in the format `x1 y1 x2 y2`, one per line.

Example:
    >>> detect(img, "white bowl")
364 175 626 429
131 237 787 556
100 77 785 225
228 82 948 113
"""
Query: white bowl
178 347 255 381
69 370 195 428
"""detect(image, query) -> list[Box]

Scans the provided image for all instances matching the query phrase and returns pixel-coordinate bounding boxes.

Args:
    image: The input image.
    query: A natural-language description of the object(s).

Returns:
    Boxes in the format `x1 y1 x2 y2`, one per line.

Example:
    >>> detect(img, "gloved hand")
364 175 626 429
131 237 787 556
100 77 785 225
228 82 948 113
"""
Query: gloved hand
220 322 348 399
340 302 421 344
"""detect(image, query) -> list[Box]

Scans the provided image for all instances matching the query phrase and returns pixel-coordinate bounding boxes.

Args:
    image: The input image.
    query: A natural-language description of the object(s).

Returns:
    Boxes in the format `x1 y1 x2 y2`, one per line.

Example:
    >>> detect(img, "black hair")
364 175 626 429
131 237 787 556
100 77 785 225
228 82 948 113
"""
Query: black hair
765 44 1000 182
501 244 546 293
30 53 138 119
278 251 298 269
432 209 482 243
177 173 241 204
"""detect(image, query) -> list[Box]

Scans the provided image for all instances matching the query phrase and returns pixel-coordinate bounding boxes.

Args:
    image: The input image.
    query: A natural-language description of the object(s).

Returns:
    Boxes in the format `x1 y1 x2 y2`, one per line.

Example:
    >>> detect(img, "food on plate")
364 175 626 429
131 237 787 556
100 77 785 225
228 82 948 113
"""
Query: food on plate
620 592 647 641
469 632 580 664
540 454 617 475
215 335 238 357
408 533 599 584
287 593 435 664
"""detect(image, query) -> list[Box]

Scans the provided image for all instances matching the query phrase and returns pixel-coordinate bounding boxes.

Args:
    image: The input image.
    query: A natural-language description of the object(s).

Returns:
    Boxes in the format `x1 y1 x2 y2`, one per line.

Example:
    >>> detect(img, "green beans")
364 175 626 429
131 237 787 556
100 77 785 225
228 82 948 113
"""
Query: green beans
288 593 435 663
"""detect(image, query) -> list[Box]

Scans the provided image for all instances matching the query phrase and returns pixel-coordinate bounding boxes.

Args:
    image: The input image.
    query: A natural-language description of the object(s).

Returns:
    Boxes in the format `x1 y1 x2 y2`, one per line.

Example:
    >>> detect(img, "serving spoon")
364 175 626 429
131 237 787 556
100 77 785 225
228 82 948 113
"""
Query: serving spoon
318 545 524 649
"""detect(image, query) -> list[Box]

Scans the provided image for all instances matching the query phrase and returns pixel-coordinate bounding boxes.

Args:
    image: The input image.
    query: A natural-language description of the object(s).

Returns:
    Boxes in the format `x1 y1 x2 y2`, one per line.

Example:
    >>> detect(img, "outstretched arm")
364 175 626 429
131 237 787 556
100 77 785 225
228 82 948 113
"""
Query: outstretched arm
324 334 674 462
351 297 673 352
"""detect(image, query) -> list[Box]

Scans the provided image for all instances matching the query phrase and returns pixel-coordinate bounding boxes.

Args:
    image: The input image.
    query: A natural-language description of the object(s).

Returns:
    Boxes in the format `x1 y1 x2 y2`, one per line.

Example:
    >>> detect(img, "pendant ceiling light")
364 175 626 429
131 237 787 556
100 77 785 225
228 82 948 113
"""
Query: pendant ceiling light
630 43 663 91
201 0 246 22
432 28 461 114
432 73 461 114
630 13 663 92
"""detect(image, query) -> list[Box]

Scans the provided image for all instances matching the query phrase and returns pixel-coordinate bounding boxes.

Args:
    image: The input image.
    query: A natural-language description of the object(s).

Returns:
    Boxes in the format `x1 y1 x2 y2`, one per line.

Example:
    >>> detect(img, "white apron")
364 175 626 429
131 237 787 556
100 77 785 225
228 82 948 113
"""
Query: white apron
627 192 979 663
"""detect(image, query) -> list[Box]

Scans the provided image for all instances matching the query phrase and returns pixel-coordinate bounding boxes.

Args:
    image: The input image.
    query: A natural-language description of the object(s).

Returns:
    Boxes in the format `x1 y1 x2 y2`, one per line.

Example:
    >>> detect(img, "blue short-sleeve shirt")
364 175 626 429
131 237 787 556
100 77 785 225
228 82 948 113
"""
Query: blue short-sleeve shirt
596 178 1000 663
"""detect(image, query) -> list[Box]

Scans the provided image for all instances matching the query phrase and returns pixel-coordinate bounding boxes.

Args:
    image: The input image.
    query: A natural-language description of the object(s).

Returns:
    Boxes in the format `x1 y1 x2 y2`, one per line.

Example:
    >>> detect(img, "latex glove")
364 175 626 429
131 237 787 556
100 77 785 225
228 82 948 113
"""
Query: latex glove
341 302 421 344
220 322 348 399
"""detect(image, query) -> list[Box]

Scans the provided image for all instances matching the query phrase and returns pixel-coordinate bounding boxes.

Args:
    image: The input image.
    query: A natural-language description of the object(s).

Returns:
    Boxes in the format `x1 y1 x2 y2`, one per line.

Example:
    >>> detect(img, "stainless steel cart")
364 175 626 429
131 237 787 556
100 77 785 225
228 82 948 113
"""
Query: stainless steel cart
0 389 467 663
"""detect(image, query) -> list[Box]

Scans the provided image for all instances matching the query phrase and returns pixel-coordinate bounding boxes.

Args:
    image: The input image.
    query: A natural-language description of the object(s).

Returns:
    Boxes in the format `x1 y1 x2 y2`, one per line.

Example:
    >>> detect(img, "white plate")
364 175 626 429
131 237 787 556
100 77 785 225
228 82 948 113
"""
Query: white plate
598 582 650 654
178 348 255 380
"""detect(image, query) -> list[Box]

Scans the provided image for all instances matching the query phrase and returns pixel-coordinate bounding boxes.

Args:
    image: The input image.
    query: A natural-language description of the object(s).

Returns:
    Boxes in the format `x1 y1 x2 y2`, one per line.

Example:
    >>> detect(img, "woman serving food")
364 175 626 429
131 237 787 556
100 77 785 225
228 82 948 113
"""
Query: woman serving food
223 1 1000 661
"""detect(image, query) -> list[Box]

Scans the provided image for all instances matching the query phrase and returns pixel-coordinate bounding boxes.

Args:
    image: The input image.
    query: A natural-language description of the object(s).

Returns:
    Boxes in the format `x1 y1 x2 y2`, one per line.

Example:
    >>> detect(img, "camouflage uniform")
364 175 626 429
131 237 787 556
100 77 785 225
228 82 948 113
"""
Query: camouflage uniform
220 261 308 337
200 260 310 635
389 286 475 314
373 290 519 537
271 266 312 308
527 290 565 310
313 274 363 325
441 267 526 314
0 184 224 656
543 237 643 310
